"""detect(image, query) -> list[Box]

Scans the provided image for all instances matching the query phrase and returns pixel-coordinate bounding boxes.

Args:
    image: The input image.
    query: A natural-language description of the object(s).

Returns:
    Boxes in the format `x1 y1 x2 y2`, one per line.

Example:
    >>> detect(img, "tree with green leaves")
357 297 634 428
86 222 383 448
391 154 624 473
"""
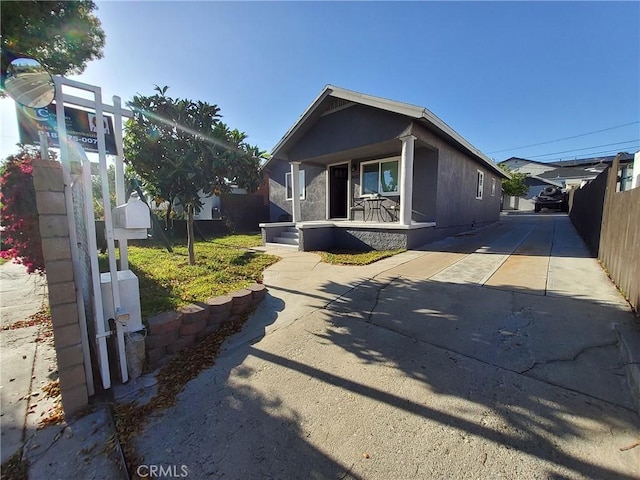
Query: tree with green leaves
91 164 137 220
124 86 264 265
1 1 105 83
499 164 529 197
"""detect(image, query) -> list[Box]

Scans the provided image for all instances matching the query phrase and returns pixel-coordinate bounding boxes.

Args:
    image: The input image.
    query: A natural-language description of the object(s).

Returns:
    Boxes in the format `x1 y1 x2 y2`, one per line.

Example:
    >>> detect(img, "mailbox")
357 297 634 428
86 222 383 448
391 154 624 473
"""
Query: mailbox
100 270 143 333
112 192 150 240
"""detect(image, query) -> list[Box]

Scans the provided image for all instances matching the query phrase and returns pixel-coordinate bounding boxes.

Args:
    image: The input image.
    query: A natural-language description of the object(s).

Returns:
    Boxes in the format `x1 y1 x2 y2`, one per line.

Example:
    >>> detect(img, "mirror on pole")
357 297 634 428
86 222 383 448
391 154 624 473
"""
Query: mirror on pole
4 58 55 108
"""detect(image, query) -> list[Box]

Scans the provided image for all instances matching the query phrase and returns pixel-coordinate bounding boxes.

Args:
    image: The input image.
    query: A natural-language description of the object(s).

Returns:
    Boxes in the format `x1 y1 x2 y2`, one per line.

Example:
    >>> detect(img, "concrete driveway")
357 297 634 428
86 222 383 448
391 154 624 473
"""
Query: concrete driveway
133 214 639 479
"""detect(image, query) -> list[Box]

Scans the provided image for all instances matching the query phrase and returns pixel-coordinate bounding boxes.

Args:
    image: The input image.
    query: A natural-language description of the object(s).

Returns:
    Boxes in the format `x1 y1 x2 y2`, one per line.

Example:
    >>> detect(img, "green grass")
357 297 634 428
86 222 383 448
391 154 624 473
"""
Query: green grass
317 248 405 266
99 234 278 319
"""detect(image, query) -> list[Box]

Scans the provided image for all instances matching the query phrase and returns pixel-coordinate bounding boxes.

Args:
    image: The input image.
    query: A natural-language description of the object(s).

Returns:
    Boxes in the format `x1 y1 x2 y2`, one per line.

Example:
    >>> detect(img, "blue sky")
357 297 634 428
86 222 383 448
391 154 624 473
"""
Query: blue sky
1 1 638 163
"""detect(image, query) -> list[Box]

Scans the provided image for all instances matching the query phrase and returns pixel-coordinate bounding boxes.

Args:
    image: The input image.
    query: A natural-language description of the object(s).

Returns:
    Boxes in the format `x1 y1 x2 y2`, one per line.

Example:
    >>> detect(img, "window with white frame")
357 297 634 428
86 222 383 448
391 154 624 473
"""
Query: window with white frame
360 157 400 196
476 170 484 200
285 170 305 200
491 177 496 197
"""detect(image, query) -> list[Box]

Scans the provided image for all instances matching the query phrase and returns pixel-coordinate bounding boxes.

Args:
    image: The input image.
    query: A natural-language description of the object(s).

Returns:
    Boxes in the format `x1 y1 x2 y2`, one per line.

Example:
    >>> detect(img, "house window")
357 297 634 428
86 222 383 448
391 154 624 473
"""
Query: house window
476 170 484 200
285 170 305 200
491 177 496 197
360 157 400 196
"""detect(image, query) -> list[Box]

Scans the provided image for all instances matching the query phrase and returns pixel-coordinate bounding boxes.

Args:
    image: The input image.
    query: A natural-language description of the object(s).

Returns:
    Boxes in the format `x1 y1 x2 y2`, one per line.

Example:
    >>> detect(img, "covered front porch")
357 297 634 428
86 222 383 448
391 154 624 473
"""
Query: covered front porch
261 219 437 251
286 134 422 227
262 131 441 251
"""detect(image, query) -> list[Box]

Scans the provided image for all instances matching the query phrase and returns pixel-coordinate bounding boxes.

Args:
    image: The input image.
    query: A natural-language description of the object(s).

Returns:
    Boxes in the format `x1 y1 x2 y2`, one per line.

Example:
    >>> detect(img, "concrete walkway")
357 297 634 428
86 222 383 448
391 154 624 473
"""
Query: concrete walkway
1 261 124 480
0 261 48 464
131 214 639 479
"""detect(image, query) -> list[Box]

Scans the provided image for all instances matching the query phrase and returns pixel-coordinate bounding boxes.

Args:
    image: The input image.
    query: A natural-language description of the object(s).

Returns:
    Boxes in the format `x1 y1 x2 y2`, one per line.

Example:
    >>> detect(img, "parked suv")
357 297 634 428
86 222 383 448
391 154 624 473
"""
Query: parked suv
534 186 568 213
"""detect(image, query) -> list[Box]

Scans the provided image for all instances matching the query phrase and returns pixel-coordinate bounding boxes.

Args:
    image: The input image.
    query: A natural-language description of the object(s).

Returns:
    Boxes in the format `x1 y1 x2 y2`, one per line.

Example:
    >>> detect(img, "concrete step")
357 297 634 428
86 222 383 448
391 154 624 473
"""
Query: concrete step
265 242 298 249
273 236 299 246
280 231 299 239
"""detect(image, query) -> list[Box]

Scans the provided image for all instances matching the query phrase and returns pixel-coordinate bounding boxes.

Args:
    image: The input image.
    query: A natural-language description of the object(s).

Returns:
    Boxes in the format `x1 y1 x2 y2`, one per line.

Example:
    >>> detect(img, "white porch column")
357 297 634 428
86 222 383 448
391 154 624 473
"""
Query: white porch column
290 161 302 222
399 135 416 225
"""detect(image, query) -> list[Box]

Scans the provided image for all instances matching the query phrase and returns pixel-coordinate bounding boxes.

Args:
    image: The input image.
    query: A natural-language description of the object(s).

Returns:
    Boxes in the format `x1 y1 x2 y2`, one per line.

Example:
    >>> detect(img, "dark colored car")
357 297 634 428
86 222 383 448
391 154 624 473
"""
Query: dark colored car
534 186 568 213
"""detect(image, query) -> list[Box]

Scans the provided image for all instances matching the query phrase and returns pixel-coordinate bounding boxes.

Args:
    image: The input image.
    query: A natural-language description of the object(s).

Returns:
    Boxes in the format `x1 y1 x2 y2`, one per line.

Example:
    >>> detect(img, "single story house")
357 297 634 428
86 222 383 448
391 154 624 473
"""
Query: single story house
260 85 508 251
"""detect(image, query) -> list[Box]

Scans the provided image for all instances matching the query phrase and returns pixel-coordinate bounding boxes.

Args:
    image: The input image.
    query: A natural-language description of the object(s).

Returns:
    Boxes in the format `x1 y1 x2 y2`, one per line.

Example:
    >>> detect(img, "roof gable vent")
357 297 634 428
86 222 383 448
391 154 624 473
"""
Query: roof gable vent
321 98 354 116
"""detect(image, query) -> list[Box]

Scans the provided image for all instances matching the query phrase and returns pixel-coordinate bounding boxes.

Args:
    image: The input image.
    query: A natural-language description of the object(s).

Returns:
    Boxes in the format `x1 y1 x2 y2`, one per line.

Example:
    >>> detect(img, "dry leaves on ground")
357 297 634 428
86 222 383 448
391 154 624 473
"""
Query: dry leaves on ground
113 315 251 474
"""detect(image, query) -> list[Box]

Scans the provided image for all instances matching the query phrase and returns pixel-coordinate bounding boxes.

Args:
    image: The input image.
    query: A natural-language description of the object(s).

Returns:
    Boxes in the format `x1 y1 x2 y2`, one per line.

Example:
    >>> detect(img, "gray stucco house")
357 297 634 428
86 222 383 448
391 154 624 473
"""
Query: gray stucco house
261 85 508 251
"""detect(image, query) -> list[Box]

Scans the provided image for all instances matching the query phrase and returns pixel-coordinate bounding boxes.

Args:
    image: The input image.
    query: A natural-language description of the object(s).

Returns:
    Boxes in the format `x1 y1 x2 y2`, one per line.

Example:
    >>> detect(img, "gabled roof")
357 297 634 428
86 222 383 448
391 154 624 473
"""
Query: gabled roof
538 167 598 180
268 85 508 179
525 175 564 188
549 153 634 168
499 157 553 168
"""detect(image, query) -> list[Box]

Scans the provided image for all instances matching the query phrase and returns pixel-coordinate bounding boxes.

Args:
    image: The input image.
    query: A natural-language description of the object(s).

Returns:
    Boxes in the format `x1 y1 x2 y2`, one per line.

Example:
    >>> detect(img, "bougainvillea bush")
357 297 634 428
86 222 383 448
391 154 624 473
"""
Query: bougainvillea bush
0 146 51 274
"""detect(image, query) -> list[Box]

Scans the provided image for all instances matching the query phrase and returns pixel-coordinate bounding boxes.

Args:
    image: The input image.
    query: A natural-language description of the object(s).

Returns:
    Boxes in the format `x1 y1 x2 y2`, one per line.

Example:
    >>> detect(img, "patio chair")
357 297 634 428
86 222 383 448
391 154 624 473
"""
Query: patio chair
385 201 400 222
350 198 366 221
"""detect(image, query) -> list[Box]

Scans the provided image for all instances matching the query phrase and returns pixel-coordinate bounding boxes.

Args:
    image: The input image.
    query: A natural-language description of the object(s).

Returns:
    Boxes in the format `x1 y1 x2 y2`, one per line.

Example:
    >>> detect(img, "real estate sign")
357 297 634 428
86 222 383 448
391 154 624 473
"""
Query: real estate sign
15 103 117 155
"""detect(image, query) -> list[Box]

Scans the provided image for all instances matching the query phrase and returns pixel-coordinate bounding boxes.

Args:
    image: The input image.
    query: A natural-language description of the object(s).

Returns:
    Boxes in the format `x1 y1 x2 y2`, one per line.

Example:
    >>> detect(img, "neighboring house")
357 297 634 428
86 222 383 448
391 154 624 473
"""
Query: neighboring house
537 167 599 190
499 153 635 211
150 185 263 221
550 153 633 171
261 85 508 251
503 176 564 211
500 157 557 177
550 153 636 190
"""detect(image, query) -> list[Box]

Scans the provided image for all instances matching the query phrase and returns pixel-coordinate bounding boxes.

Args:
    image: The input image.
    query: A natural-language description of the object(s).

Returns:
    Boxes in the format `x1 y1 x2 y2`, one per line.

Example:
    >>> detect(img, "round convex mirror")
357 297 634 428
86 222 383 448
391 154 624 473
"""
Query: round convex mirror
5 58 55 108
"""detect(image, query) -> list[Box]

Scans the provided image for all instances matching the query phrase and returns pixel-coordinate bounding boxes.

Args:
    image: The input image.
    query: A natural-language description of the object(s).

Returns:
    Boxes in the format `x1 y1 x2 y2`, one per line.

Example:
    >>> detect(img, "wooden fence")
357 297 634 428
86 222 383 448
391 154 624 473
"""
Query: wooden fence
568 166 608 256
569 155 640 312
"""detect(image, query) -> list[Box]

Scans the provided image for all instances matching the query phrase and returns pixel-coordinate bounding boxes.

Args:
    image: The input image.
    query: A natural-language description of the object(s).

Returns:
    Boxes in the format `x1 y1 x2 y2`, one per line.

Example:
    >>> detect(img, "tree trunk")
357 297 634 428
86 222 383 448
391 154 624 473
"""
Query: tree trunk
187 205 195 265
165 200 173 230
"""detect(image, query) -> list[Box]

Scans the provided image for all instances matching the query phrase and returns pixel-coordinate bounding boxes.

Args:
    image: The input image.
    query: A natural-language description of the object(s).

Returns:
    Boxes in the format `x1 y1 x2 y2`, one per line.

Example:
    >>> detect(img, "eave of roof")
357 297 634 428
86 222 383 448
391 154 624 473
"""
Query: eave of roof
538 167 598 179
267 85 508 179
527 175 564 188
498 157 553 167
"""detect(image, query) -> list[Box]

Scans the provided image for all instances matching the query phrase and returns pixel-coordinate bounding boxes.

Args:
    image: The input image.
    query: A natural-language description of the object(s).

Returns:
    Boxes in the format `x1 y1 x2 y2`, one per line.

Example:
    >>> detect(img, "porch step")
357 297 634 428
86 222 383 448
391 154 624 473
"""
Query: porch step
280 231 299 240
272 236 299 245
272 227 299 247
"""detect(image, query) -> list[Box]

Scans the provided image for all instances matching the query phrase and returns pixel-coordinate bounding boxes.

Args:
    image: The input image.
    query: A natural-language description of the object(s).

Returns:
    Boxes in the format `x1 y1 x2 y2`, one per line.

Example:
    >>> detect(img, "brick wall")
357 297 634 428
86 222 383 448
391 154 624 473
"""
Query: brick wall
145 284 267 368
32 159 89 416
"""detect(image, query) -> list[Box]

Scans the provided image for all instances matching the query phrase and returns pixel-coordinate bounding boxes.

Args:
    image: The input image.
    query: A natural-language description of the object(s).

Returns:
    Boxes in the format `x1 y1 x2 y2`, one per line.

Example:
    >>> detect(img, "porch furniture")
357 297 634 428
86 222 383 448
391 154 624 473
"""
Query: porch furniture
364 195 386 222
350 198 365 221
384 202 400 222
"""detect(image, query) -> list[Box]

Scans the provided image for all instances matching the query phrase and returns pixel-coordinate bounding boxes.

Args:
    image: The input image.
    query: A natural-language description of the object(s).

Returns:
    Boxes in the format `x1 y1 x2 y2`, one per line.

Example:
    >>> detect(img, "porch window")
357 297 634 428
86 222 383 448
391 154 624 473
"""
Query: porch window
491 177 496 196
285 170 305 200
476 170 484 200
360 157 400 196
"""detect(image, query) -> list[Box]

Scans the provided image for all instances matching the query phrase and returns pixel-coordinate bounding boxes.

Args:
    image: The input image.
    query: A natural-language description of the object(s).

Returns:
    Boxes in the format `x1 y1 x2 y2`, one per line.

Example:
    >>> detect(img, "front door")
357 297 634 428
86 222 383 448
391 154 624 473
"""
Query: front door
329 164 348 219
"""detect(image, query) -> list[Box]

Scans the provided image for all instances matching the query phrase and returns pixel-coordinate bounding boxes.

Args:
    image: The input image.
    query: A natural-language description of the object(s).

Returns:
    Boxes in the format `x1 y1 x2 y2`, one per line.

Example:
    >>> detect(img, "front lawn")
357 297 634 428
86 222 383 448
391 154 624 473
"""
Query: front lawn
317 248 405 266
100 234 278 318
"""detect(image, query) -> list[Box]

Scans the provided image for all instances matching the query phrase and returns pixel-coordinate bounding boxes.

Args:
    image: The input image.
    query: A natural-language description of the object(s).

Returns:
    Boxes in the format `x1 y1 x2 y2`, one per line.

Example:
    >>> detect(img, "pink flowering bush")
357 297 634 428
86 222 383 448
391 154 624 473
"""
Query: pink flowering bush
0 147 49 274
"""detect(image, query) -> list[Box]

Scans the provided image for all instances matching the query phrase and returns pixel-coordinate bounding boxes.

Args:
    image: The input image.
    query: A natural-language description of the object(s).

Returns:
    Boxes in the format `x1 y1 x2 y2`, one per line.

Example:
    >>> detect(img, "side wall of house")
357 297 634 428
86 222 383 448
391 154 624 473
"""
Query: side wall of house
412 147 439 222
268 161 326 222
435 149 500 229
411 124 501 232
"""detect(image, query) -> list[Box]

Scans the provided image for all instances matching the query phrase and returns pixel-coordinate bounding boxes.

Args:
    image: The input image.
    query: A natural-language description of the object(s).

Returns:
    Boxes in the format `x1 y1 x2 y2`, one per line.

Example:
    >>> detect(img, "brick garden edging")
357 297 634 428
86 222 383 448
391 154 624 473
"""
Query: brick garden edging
144 283 267 368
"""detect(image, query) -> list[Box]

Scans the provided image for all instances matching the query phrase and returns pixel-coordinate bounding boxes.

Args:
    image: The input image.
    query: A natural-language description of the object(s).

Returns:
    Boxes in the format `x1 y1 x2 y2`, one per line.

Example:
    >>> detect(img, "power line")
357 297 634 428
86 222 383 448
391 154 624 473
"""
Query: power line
486 121 640 154
527 139 639 158
543 146 640 163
